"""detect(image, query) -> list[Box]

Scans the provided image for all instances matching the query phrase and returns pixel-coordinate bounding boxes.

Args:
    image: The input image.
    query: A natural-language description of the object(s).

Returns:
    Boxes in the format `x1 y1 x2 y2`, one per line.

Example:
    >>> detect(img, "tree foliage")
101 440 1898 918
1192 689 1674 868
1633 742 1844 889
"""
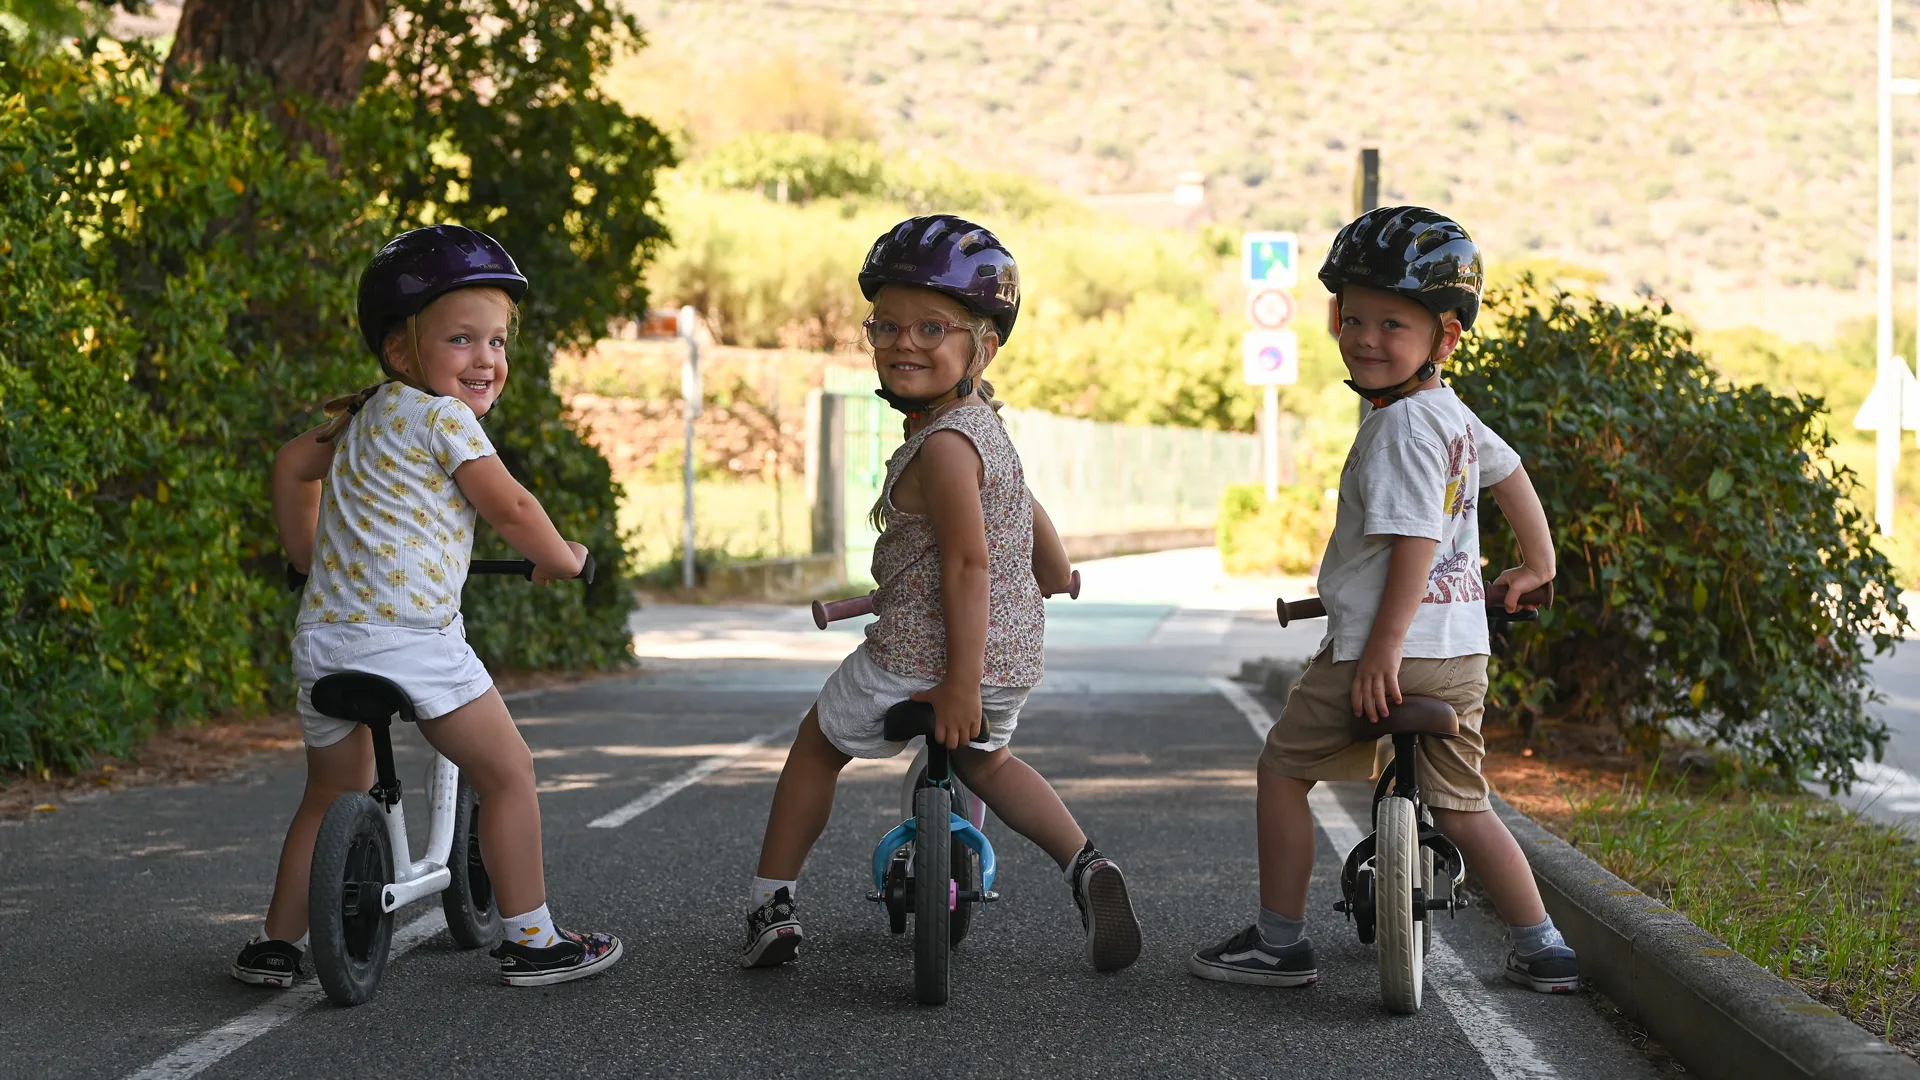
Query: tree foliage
1454 279 1906 786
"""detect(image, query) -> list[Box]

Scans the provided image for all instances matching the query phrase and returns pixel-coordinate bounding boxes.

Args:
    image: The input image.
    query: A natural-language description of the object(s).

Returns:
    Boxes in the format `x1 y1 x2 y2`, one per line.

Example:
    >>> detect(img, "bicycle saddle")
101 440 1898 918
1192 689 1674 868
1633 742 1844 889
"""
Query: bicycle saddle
883 701 937 742
311 673 420 725
1347 695 1458 743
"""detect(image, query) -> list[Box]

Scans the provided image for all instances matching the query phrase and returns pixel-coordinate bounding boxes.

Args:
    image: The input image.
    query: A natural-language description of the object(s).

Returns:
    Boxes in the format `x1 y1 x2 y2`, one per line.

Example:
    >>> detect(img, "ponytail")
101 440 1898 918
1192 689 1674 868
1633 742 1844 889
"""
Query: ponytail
315 381 389 444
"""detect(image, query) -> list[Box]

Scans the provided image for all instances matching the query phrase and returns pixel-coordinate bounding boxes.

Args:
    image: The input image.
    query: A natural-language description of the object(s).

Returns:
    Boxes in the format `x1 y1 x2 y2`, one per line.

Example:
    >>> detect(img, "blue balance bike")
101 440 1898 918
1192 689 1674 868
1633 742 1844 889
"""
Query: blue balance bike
811 569 1078 1005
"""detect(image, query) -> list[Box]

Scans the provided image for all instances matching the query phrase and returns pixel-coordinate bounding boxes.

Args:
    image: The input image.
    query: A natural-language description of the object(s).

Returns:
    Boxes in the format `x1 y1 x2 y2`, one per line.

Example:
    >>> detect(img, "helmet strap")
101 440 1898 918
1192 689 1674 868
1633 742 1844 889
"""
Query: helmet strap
875 375 976 420
1344 359 1438 409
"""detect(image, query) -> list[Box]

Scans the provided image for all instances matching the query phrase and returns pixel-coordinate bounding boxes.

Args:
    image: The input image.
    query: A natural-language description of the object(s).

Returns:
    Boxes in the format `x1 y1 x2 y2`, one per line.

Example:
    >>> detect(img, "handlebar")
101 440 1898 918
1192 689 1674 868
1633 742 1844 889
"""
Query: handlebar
1275 579 1553 628
286 553 596 593
811 569 1082 630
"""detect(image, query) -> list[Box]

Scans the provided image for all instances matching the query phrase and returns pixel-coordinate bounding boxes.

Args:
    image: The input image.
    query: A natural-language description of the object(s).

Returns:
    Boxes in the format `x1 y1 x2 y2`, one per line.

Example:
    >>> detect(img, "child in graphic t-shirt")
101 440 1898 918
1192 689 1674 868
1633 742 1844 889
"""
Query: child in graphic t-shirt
1189 208 1580 995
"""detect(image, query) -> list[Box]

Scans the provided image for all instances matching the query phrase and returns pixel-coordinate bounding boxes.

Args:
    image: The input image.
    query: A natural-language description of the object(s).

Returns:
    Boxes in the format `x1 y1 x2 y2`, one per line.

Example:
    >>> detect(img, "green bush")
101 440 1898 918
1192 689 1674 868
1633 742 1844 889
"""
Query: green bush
0 2 671 773
1453 278 1906 786
1216 483 1331 576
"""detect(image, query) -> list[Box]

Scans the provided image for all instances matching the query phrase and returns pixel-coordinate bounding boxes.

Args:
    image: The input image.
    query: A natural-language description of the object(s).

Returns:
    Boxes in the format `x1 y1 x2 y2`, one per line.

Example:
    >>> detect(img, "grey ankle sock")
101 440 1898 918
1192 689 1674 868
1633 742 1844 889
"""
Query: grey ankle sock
1257 907 1306 949
1510 916 1566 956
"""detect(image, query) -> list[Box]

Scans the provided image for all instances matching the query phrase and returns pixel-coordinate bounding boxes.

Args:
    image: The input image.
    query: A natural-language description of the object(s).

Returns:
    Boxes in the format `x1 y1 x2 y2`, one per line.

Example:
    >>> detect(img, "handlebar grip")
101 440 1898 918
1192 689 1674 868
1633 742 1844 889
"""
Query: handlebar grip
1276 596 1327 627
812 593 876 629
469 557 596 584
1485 580 1553 609
286 564 309 593
1068 569 1081 600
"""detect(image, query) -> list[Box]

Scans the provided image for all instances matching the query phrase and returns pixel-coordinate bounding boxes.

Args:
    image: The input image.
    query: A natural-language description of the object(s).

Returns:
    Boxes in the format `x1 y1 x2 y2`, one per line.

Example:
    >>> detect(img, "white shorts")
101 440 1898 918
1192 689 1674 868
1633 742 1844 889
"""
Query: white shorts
291 614 493 748
814 646 1030 759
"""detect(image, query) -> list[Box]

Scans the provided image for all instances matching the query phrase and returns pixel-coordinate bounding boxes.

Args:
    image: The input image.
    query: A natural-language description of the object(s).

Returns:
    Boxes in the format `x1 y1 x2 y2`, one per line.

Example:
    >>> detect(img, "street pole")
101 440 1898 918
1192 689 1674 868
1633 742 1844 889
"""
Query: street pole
1880 0 1899 536
679 305 701 589
1354 147 1380 427
1263 383 1280 501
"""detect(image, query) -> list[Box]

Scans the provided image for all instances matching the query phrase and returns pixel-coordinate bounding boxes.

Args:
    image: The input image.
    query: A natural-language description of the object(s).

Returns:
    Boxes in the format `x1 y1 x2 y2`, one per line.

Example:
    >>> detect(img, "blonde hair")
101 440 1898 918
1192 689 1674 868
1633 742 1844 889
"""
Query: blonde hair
316 287 519 444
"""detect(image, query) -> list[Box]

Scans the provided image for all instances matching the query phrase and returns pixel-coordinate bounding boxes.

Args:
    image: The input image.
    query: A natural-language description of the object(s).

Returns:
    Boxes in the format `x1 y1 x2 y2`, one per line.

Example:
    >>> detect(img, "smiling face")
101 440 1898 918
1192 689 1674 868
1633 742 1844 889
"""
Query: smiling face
1336 284 1461 391
870 284 996 403
386 287 514 417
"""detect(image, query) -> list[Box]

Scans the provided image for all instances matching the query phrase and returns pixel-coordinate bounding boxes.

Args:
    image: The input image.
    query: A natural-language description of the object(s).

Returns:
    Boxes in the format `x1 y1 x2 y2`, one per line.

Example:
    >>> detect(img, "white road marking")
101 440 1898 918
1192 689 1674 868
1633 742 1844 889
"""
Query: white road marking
587 732 779 829
1835 760 1920 814
125 910 448 1080
1212 679 1561 1080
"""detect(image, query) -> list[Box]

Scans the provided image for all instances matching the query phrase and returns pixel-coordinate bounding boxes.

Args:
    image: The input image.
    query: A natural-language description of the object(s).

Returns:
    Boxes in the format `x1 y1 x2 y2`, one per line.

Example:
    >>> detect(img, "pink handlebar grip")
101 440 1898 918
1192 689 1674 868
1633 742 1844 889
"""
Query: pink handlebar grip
811 593 876 629
1068 569 1081 599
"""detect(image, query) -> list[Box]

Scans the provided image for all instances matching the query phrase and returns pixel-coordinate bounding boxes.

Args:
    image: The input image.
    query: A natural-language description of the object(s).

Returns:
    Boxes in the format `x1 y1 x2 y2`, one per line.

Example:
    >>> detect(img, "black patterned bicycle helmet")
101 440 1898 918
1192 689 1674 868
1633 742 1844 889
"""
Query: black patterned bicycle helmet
1319 206 1483 331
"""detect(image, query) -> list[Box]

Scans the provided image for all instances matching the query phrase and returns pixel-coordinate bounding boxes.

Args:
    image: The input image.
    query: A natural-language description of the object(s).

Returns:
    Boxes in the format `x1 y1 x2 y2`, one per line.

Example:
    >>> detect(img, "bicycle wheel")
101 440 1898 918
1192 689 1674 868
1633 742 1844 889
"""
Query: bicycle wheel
310 793 396 1006
442 779 501 950
1375 796 1423 1014
912 785 952 1006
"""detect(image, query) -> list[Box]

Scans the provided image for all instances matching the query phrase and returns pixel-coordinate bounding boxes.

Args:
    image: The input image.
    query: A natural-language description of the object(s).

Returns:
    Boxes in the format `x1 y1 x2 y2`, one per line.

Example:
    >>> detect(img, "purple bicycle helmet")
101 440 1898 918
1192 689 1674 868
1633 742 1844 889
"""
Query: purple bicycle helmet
858 215 1020 343
356 225 528 371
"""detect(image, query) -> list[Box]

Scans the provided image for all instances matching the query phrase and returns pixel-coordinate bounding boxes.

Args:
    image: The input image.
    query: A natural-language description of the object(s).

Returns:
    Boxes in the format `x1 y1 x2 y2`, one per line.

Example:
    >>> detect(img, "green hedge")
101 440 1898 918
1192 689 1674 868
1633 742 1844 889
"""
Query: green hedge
1 3 672 774
1454 279 1906 786
1215 484 1332 577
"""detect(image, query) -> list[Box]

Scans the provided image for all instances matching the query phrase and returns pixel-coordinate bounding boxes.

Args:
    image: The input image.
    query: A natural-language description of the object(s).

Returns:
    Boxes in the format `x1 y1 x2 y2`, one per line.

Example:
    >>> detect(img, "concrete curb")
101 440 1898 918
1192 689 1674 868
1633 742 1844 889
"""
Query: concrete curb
1491 794 1918 1080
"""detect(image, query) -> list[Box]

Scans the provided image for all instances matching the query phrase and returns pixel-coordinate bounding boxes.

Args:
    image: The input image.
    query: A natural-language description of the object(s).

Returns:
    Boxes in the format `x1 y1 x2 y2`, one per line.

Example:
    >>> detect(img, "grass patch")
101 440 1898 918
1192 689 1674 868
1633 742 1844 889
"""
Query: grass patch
619 479 812 574
1555 770 1920 1054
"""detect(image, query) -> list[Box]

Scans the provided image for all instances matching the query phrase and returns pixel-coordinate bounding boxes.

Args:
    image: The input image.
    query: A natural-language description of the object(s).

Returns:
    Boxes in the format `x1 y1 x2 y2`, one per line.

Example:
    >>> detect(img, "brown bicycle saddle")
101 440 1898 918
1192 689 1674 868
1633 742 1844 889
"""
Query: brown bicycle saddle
1347 695 1459 743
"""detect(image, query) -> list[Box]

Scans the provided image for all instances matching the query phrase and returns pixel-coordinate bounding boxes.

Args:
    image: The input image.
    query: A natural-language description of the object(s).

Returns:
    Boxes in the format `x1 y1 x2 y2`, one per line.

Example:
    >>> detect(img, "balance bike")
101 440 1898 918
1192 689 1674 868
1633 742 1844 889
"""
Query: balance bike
288 556 593 1006
1275 578 1551 1014
811 569 1079 1005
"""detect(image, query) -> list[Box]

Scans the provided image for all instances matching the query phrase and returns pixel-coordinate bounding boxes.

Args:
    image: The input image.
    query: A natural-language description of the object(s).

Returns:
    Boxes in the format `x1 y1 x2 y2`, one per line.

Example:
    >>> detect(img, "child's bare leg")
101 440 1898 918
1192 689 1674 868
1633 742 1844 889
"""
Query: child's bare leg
416 689 545 917
1428 806 1547 926
263 729 375 941
951 746 1087 867
755 707 852 879
1256 765 1317 920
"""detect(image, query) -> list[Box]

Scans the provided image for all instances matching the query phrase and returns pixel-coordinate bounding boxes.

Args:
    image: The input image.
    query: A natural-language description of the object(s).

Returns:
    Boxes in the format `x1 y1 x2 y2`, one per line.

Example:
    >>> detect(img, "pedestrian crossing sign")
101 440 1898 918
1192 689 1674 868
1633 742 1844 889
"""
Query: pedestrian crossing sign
1242 232 1298 288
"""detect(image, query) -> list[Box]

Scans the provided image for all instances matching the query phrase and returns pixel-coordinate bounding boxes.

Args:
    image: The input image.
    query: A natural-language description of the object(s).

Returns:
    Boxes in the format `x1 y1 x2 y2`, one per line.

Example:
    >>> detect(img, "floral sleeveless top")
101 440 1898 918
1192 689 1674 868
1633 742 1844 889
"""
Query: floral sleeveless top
864 403 1046 687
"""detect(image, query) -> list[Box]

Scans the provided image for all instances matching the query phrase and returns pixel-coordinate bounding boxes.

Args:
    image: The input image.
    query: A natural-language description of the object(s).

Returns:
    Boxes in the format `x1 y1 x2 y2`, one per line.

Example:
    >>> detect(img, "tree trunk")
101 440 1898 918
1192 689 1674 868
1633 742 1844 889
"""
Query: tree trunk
164 0 391 154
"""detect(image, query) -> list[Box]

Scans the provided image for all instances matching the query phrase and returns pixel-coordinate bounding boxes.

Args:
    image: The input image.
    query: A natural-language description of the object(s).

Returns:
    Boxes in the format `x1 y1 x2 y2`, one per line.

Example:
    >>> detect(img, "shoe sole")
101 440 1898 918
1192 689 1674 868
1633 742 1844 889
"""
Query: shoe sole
740 922 804 968
1504 965 1579 994
1186 953 1318 988
1082 864 1142 973
229 964 295 988
501 937 624 987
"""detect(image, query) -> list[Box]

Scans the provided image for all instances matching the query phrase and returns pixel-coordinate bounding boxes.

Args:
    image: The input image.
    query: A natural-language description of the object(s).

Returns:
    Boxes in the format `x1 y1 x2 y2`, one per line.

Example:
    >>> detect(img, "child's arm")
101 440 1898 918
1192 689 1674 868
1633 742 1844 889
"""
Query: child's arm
1354 535 1439 721
909 430 990 750
453 456 587 584
1487 465 1556 610
1029 492 1073 596
273 427 335 574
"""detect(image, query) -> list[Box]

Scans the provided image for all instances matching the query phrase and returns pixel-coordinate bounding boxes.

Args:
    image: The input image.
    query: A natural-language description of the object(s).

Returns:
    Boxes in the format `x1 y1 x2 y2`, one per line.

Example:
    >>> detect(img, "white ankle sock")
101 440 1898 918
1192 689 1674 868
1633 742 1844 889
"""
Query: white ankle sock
751 877 796 908
260 923 308 950
502 904 558 948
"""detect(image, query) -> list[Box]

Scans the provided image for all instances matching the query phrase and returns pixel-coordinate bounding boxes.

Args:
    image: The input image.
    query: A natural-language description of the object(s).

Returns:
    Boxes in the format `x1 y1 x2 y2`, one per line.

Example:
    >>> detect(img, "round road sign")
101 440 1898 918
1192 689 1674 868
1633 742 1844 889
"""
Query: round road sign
1246 288 1297 330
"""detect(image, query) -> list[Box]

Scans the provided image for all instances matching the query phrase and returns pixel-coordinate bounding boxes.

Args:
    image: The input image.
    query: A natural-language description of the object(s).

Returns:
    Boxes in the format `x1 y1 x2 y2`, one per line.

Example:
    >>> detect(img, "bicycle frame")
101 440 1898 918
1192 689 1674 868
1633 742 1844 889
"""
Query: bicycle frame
369 738 461 914
870 740 998 897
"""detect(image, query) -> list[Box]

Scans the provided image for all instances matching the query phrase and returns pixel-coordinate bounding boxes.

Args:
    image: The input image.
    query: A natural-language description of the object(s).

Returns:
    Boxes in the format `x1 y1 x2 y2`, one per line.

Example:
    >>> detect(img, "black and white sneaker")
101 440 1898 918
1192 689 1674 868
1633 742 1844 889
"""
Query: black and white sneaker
489 927 623 987
230 937 303 988
1068 844 1141 973
1505 945 1580 993
1187 925 1318 987
740 887 804 968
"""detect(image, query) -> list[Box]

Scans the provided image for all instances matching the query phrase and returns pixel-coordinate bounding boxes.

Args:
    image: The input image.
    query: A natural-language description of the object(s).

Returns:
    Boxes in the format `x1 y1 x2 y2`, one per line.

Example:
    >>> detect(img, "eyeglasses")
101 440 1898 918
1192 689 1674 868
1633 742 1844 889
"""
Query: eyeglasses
863 317 971 351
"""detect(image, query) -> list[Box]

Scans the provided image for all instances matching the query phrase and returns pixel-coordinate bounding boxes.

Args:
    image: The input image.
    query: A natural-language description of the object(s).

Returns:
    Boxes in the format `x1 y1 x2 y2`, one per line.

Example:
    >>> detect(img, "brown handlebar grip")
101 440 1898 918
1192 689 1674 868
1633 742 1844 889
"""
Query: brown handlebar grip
1276 596 1328 627
1068 569 1081 600
812 593 876 629
1485 580 1554 610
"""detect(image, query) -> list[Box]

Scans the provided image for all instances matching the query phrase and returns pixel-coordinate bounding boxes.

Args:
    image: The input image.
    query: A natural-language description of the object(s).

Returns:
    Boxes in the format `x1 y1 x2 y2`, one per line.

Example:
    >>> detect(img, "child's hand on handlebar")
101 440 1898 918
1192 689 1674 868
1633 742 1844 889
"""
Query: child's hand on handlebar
912 681 985 750
1491 563 1553 613
1352 640 1404 722
532 541 589 585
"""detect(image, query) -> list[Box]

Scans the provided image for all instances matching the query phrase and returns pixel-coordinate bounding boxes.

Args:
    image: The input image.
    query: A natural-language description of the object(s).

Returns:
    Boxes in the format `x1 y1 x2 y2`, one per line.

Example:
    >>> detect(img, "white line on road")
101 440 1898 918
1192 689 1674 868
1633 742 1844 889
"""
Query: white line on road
126 910 448 1080
1211 678 1560 1080
587 731 779 829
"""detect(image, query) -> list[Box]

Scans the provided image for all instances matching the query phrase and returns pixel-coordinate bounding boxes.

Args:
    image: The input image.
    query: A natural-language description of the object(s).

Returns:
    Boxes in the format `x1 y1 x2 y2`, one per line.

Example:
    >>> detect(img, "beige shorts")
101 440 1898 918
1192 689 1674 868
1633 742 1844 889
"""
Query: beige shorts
1259 652 1492 812
814 646 1029 759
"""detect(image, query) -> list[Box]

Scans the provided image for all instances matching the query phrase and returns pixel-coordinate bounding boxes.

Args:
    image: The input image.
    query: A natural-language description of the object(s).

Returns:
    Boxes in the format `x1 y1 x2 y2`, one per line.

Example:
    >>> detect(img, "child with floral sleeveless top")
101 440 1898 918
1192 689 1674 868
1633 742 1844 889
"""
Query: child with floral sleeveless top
229 227 621 991
740 216 1143 974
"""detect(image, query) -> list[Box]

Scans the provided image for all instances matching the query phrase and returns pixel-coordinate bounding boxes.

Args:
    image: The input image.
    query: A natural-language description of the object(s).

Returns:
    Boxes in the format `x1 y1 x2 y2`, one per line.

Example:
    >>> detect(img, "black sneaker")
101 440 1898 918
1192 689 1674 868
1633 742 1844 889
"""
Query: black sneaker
740 887 803 968
230 937 303 988
489 927 623 987
1187 925 1318 988
1505 945 1580 993
1068 844 1142 973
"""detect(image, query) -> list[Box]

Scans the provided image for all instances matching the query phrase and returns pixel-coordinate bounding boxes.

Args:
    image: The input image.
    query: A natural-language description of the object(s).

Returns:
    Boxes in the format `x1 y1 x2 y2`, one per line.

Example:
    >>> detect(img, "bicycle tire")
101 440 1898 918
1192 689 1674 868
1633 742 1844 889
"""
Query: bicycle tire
441 780 501 950
912 785 952 1005
1375 796 1423 1014
310 793 396 1006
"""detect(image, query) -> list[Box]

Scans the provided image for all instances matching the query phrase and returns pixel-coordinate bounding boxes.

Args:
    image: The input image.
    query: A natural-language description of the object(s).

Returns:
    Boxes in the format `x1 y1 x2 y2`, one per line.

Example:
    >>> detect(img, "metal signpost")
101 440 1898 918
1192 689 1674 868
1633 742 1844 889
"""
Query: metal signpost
640 307 702 589
1241 231 1301 501
1869 2 1920 536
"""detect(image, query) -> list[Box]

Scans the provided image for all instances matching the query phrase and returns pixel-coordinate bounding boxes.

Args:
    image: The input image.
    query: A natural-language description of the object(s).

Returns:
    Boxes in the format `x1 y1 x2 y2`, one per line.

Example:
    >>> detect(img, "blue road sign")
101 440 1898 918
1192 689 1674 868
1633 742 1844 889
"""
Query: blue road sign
1242 232 1298 288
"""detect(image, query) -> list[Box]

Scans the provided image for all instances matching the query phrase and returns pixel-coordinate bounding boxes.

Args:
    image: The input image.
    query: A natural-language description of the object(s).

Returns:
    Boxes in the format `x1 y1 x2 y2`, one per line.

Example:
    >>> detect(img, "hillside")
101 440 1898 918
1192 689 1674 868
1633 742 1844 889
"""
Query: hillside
620 0 1914 343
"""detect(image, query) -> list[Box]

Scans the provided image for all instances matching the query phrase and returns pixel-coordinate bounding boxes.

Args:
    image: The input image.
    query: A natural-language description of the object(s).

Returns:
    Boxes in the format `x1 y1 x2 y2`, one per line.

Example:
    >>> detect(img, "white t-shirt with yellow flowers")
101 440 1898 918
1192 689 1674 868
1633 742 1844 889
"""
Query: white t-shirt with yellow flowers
299 382 495 629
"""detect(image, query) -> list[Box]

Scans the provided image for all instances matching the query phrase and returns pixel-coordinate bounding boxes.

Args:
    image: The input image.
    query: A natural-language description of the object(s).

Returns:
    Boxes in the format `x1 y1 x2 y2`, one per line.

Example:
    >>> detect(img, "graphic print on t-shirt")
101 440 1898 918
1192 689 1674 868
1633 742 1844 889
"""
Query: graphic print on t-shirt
1425 431 1485 606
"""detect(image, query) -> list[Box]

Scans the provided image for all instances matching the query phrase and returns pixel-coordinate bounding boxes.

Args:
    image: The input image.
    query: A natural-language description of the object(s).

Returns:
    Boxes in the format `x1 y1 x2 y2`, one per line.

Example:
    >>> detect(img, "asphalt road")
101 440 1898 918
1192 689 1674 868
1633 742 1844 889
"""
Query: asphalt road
1 550 1670 1078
